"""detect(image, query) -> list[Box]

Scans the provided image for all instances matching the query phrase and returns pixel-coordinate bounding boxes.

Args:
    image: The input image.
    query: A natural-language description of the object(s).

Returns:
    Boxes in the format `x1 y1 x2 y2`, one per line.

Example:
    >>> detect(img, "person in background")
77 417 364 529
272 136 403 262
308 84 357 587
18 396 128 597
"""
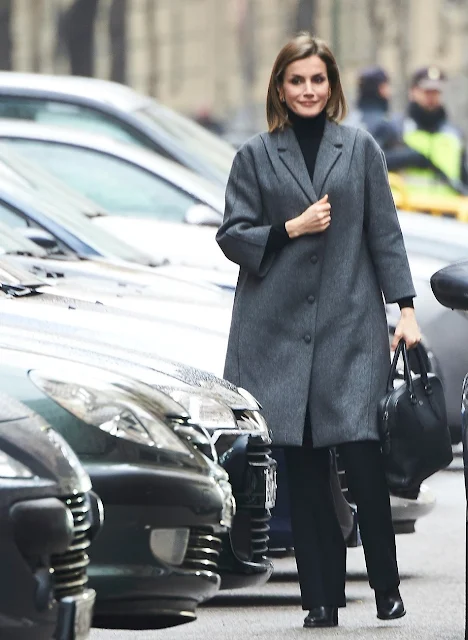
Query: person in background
385 66 468 196
346 66 400 151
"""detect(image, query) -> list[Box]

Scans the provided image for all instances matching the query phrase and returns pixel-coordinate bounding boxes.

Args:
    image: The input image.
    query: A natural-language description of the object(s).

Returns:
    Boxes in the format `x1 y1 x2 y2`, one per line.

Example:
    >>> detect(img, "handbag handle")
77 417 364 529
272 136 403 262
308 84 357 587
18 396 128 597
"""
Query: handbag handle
387 339 432 399
387 339 413 393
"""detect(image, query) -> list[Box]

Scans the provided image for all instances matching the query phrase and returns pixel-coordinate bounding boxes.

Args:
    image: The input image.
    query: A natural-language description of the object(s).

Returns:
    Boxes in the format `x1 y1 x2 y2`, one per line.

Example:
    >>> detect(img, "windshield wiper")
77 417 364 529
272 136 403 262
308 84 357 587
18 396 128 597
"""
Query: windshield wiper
0 282 43 297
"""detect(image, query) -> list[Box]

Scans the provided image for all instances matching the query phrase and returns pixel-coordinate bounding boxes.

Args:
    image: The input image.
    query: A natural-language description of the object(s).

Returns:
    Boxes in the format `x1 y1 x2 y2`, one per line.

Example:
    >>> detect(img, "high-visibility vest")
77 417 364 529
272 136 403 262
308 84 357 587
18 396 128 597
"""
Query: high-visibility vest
400 121 464 197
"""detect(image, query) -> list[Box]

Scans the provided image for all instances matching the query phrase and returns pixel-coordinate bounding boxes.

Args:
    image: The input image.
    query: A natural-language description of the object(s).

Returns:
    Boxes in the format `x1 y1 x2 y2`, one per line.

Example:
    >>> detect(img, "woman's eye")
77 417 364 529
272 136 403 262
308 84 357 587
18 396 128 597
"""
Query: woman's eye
291 77 302 85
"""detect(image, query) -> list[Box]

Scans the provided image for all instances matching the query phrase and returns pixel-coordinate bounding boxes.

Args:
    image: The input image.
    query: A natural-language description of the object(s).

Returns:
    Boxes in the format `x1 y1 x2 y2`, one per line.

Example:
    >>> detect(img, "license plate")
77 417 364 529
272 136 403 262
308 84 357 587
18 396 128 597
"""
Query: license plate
56 589 95 640
264 466 277 509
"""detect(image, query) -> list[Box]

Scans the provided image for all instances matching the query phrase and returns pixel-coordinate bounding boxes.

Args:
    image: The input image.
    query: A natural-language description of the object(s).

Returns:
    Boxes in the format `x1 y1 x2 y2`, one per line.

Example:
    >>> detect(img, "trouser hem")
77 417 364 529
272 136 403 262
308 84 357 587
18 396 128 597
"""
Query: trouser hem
301 601 346 610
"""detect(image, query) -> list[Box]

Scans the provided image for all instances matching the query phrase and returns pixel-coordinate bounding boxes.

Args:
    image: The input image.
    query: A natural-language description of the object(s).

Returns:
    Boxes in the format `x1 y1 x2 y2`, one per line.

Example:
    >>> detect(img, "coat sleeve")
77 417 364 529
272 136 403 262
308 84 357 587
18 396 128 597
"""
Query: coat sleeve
216 146 277 277
364 147 416 303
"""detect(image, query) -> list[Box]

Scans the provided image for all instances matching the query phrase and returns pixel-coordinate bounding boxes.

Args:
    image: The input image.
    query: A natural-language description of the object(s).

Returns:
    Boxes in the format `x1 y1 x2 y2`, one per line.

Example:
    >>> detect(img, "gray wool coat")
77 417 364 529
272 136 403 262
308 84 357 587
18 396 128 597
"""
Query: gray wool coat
216 120 416 448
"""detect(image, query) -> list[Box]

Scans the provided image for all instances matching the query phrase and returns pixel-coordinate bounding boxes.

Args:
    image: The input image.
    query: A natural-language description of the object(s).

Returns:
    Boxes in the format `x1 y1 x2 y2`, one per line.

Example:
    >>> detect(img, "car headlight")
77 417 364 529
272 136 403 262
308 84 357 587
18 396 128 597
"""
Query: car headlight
0 450 34 479
29 367 193 456
237 387 262 410
165 390 237 432
163 389 270 442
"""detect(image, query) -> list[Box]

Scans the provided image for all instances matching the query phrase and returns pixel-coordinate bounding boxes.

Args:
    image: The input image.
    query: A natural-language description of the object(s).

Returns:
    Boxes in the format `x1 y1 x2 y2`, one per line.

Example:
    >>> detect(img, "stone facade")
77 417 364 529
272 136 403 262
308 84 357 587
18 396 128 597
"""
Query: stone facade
7 0 468 133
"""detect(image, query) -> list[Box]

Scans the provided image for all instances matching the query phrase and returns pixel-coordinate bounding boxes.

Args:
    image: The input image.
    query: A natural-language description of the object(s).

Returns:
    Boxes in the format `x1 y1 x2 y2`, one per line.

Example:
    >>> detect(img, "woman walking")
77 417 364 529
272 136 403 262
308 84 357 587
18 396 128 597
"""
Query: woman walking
216 33 421 628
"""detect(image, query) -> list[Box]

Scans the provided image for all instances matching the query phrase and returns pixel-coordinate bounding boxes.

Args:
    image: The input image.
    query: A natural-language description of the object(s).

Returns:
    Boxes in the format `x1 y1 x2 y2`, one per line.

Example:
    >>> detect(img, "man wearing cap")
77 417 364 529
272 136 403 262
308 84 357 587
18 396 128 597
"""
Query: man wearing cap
386 66 468 196
346 66 400 151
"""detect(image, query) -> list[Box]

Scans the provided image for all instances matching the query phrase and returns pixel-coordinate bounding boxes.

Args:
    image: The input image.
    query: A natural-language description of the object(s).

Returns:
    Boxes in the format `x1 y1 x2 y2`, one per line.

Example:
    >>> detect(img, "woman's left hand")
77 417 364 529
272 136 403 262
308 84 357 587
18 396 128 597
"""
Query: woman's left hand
391 308 422 351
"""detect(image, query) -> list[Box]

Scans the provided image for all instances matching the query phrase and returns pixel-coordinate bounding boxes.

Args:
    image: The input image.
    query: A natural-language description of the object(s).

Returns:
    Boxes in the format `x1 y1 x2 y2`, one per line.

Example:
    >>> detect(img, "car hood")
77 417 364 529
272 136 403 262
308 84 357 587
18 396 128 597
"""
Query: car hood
0 297 254 411
8 254 232 303
93 216 239 275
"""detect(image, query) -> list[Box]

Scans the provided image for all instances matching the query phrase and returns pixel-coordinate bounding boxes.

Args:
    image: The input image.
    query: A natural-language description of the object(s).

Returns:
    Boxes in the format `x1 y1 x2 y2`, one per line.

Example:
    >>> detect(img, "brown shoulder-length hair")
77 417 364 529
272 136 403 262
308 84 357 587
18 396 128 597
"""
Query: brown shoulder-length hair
266 32 347 132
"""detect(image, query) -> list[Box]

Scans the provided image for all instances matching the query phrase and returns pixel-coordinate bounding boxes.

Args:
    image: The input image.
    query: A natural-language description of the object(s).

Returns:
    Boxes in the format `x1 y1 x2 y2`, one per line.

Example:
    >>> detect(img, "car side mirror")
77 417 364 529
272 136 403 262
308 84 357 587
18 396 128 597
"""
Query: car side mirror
16 227 58 251
430 261 468 310
184 204 222 227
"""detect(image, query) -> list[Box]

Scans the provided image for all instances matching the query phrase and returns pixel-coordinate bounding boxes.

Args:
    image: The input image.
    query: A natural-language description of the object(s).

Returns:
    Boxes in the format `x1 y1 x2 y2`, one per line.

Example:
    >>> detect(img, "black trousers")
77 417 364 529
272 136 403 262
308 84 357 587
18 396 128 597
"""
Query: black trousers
283 440 399 609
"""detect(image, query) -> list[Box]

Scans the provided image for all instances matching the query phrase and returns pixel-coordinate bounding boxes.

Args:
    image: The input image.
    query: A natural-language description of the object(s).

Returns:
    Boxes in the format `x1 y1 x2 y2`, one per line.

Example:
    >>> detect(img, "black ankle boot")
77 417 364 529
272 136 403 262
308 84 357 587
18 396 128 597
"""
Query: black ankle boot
303 606 338 628
375 587 406 620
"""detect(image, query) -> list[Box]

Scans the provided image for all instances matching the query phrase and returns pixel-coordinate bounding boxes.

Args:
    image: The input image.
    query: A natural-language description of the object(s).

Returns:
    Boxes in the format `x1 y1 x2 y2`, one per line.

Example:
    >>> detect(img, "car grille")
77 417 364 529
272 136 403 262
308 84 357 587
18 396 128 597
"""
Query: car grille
182 527 222 573
228 436 273 562
51 493 91 599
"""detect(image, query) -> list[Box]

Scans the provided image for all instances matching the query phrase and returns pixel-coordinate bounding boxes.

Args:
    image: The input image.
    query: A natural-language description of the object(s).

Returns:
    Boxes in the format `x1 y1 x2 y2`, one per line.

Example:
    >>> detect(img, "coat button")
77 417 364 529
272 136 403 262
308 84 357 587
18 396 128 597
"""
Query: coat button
310 255 318 264
307 295 315 304
303 334 312 344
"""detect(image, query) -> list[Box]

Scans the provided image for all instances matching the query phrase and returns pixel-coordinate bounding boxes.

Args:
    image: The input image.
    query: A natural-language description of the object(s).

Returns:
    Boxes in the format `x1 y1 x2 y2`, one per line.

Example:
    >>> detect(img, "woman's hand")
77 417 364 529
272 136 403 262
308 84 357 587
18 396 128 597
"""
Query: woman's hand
391 308 422 351
285 194 331 238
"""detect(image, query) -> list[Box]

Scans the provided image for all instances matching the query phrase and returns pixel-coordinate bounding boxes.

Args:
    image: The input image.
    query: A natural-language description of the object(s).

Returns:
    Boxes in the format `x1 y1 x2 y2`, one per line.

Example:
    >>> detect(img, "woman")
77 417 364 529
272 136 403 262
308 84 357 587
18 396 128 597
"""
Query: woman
216 33 421 629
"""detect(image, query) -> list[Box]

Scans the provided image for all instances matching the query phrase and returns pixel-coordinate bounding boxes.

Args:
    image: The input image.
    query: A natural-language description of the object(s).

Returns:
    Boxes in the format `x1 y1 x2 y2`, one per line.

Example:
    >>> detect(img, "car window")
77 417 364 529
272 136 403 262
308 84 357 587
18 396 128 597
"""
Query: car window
3 140 198 221
0 200 28 228
135 102 235 178
0 97 145 146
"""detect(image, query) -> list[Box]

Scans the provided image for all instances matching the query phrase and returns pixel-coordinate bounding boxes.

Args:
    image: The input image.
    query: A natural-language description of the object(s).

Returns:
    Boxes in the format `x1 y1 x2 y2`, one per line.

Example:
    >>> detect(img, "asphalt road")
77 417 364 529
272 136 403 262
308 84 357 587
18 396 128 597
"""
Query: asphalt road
91 451 466 640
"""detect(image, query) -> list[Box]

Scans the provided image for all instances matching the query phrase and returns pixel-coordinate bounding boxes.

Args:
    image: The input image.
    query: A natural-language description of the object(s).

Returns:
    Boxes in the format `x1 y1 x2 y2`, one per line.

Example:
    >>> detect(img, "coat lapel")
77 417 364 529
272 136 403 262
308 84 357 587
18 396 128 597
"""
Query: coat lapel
275 119 343 202
313 120 343 198
276 126 318 203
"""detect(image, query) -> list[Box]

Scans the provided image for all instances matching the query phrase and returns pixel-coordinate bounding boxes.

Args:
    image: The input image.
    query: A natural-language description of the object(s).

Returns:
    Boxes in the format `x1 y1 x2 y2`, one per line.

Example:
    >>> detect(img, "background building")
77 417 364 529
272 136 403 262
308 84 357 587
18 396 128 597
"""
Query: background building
3 0 468 139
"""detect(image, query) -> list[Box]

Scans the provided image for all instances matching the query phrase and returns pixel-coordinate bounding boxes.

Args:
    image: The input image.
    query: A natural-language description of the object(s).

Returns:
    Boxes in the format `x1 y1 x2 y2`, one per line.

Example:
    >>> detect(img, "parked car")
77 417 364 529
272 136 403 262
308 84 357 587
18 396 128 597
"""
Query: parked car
0 72 235 186
0 346 234 629
430 260 468 640
0 268 277 592
0 120 234 275
0 222 234 339
0 392 101 640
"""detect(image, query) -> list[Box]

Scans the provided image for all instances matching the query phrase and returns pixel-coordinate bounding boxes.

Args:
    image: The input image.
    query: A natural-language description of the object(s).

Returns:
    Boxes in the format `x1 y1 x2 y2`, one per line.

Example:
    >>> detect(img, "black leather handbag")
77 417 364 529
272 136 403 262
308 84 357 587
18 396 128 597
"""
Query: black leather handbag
378 339 453 493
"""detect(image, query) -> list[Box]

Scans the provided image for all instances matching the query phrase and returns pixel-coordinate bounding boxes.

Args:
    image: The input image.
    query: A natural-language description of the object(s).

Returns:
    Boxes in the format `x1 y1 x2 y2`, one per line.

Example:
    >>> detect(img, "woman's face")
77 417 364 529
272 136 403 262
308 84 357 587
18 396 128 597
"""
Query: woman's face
280 55 330 118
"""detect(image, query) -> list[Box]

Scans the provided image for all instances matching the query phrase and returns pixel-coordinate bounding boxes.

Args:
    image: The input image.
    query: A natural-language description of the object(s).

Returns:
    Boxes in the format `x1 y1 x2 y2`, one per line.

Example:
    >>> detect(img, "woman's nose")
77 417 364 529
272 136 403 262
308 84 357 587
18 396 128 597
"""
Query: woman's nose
303 81 315 95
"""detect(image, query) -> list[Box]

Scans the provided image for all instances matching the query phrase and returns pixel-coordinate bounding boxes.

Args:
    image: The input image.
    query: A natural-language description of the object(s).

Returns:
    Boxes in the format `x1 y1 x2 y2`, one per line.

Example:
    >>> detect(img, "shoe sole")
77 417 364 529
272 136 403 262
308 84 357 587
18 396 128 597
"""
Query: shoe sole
377 609 406 621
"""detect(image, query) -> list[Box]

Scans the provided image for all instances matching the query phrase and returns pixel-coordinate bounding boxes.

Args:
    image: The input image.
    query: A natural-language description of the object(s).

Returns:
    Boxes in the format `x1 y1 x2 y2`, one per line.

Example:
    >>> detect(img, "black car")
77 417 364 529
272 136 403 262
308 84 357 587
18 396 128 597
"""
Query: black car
0 392 101 640
0 339 234 629
430 261 468 640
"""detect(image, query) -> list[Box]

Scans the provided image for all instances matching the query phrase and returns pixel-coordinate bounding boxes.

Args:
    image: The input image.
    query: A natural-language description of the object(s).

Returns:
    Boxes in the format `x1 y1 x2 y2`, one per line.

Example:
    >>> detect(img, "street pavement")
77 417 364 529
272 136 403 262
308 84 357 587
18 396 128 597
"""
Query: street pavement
91 451 465 640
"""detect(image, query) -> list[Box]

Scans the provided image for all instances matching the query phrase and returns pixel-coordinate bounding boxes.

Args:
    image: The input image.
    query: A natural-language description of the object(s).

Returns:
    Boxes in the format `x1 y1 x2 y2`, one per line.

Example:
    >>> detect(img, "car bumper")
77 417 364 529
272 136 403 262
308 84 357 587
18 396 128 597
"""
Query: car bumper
2 491 98 640
85 462 227 628
390 483 436 533
217 435 277 589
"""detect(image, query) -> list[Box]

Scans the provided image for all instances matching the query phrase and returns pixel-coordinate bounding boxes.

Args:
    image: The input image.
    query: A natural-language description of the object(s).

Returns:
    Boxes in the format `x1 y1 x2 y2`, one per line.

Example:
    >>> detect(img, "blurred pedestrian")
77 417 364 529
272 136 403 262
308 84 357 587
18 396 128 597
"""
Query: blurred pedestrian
386 66 468 195
193 105 225 136
217 32 421 629
346 65 400 150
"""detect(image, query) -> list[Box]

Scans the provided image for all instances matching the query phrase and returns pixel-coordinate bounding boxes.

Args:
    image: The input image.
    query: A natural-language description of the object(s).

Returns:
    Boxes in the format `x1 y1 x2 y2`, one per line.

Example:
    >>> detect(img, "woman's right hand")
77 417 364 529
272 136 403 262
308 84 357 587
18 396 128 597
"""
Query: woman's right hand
285 194 331 238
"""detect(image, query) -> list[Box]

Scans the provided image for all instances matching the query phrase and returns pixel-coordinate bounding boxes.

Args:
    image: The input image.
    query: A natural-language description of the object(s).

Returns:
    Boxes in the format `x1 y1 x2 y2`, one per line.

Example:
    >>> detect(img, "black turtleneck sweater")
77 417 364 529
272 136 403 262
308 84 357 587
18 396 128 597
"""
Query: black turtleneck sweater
265 108 413 310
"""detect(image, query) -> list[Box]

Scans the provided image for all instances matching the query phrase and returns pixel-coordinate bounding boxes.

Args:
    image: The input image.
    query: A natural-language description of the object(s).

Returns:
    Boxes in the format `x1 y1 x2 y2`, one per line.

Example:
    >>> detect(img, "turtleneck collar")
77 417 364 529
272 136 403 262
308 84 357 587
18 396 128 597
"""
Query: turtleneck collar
287 107 327 138
408 101 446 133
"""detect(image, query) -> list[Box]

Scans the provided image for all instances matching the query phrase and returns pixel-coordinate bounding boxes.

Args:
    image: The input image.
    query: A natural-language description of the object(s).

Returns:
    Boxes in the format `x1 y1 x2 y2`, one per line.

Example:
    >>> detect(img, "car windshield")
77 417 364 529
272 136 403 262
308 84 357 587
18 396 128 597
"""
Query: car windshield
134 102 235 179
0 176 157 265
0 143 106 217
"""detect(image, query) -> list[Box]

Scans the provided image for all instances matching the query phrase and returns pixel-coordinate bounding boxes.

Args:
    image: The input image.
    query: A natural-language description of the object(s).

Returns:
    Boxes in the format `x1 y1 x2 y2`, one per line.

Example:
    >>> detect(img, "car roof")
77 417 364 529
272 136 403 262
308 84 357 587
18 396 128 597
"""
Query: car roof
0 72 149 112
0 119 225 209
